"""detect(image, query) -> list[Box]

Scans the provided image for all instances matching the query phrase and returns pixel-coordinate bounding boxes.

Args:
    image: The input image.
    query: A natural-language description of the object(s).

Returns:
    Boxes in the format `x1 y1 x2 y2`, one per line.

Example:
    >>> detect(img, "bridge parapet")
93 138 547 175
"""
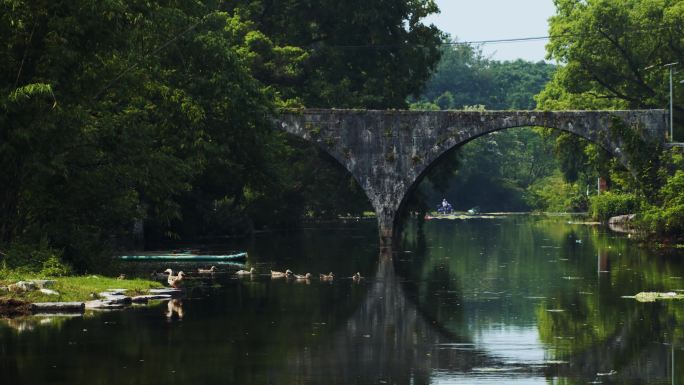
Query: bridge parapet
275 109 667 246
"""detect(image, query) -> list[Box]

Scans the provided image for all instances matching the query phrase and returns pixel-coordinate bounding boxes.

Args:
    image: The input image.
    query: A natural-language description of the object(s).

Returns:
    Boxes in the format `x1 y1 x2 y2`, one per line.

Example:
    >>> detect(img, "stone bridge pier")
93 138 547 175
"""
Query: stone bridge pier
274 109 667 246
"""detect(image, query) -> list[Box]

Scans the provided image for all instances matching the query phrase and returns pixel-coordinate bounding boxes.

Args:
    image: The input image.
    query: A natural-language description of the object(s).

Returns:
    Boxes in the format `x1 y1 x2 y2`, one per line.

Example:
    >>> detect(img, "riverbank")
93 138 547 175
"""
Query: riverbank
0 275 164 316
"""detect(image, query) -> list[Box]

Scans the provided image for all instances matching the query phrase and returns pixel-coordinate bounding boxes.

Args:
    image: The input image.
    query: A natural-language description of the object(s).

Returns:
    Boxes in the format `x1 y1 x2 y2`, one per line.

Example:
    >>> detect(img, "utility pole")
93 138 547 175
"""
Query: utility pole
645 62 678 142
664 62 678 142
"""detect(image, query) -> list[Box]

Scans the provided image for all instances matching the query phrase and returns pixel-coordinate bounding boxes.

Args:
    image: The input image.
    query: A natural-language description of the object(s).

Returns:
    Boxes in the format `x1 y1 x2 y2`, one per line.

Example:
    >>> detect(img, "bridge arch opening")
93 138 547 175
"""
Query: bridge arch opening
396 124 620 233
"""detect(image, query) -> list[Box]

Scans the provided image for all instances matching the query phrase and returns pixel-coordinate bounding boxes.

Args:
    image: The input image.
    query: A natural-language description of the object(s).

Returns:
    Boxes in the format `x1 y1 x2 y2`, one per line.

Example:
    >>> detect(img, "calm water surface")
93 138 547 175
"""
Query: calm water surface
2 216 684 384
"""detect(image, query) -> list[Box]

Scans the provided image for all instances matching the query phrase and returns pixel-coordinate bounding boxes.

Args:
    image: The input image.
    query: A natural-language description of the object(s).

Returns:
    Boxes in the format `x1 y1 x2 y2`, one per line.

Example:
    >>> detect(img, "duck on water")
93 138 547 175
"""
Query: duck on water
164 269 185 288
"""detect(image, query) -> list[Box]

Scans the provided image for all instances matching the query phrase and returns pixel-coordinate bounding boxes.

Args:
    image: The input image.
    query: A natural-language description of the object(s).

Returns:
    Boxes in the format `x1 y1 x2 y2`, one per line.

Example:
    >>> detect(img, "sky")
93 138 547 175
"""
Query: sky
425 0 557 62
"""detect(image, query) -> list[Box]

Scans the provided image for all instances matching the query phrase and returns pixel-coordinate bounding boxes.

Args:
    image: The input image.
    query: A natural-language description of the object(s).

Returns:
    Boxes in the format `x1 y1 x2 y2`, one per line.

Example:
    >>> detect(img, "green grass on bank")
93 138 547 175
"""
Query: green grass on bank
0 275 163 303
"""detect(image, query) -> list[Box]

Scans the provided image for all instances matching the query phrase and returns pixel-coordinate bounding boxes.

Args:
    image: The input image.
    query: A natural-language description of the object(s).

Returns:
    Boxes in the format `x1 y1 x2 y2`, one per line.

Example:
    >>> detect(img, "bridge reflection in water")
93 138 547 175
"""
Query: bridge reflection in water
279 249 678 384
280 250 534 384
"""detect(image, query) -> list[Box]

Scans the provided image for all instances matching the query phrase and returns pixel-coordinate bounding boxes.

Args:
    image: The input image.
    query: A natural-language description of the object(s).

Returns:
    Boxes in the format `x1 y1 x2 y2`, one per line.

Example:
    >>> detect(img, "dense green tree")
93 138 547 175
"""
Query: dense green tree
0 1 303 269
414 42 556 110
1 0 445 270
537 0 684 178
537 0 684 237
418 43 493 108
228 0 445 109
545 0 684 119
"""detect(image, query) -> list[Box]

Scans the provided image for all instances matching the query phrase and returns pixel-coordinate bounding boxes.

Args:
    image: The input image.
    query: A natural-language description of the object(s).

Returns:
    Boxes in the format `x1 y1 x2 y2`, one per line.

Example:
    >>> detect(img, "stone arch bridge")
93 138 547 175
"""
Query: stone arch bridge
274 109 667 245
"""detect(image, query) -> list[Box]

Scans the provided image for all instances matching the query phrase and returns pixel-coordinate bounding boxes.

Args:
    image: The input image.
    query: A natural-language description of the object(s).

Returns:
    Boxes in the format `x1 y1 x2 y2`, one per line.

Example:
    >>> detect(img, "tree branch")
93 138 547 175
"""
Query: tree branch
14 23 37 89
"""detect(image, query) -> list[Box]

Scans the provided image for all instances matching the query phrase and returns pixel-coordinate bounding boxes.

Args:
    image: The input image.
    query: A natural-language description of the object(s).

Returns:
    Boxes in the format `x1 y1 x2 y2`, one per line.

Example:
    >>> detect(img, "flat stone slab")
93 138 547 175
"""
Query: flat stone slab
104 288 128 294
609 214 636 224
31 280 57 289
99 291 126 297
149 288 182 296
32 313 83 318
39 288 59 296
96 294 132 305
9 281 37 292
131 294 172 303
31 302 85 314
85 300 127 309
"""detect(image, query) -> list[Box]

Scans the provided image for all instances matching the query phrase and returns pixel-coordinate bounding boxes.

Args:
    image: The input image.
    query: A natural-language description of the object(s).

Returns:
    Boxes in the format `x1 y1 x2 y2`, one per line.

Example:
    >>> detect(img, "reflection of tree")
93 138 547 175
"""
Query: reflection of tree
400 217 684 383
536 245 684 383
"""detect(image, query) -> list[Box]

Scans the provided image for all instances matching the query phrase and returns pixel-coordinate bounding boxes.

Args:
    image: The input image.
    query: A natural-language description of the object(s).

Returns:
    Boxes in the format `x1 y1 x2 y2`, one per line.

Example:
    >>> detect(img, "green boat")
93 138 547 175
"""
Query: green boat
119 252 247 261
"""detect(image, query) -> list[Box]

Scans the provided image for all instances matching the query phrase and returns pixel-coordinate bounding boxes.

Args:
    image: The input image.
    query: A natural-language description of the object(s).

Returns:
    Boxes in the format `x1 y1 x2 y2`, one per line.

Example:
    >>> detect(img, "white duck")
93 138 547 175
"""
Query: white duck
236 267 255 276
271 269 293 278
293 272 312 280
197 266 218 274
352 272 362 282
164 269 185 287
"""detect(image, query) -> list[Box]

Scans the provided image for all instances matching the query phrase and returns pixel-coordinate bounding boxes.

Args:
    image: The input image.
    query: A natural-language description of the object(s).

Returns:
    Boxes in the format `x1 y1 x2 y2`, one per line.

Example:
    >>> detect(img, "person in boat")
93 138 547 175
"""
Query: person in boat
438 198 453 214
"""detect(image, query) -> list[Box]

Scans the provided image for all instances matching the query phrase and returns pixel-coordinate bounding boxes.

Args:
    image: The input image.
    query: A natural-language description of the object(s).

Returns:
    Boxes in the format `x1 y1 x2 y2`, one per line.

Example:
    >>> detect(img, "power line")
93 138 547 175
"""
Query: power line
315 25 673 49
446 36 550 45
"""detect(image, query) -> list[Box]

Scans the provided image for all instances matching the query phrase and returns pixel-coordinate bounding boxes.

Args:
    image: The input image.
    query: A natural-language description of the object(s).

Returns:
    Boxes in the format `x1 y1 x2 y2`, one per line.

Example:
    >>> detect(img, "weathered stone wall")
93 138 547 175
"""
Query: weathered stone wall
274 109 668 245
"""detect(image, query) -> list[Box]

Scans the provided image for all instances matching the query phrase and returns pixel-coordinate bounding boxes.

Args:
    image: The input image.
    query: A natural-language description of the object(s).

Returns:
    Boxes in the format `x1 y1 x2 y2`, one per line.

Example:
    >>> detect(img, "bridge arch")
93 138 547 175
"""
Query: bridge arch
274 109 667 246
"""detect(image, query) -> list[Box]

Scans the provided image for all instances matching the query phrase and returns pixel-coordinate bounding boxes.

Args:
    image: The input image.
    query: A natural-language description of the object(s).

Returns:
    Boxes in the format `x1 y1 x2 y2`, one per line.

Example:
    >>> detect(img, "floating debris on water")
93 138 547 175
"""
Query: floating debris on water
436 343 476 351
546 309 566 312
562 276 583 280
632 292 684 302
596 370 617 376
567 221 601 225
472 367 524 373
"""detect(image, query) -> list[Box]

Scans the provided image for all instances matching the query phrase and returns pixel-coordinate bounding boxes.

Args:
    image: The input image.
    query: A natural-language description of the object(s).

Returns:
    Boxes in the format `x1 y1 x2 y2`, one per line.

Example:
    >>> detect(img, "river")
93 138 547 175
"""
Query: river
1 215 683 384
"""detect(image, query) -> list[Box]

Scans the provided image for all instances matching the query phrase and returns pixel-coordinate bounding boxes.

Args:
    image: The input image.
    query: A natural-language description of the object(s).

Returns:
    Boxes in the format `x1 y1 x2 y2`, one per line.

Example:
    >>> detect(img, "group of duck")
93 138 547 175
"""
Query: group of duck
155 267 362 287
241 267 363 283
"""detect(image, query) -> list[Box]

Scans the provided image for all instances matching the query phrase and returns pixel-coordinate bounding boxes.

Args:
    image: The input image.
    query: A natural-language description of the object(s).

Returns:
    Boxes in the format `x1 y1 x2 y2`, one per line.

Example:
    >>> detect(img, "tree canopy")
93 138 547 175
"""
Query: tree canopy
0 0 444 270
537 0 684 238
226 0 444 108
542 0 684 115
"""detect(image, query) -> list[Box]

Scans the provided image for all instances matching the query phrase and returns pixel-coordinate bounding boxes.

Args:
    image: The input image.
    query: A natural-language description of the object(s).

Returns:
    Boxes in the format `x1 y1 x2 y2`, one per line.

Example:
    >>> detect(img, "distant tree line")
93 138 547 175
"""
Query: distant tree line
406 43 562 213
